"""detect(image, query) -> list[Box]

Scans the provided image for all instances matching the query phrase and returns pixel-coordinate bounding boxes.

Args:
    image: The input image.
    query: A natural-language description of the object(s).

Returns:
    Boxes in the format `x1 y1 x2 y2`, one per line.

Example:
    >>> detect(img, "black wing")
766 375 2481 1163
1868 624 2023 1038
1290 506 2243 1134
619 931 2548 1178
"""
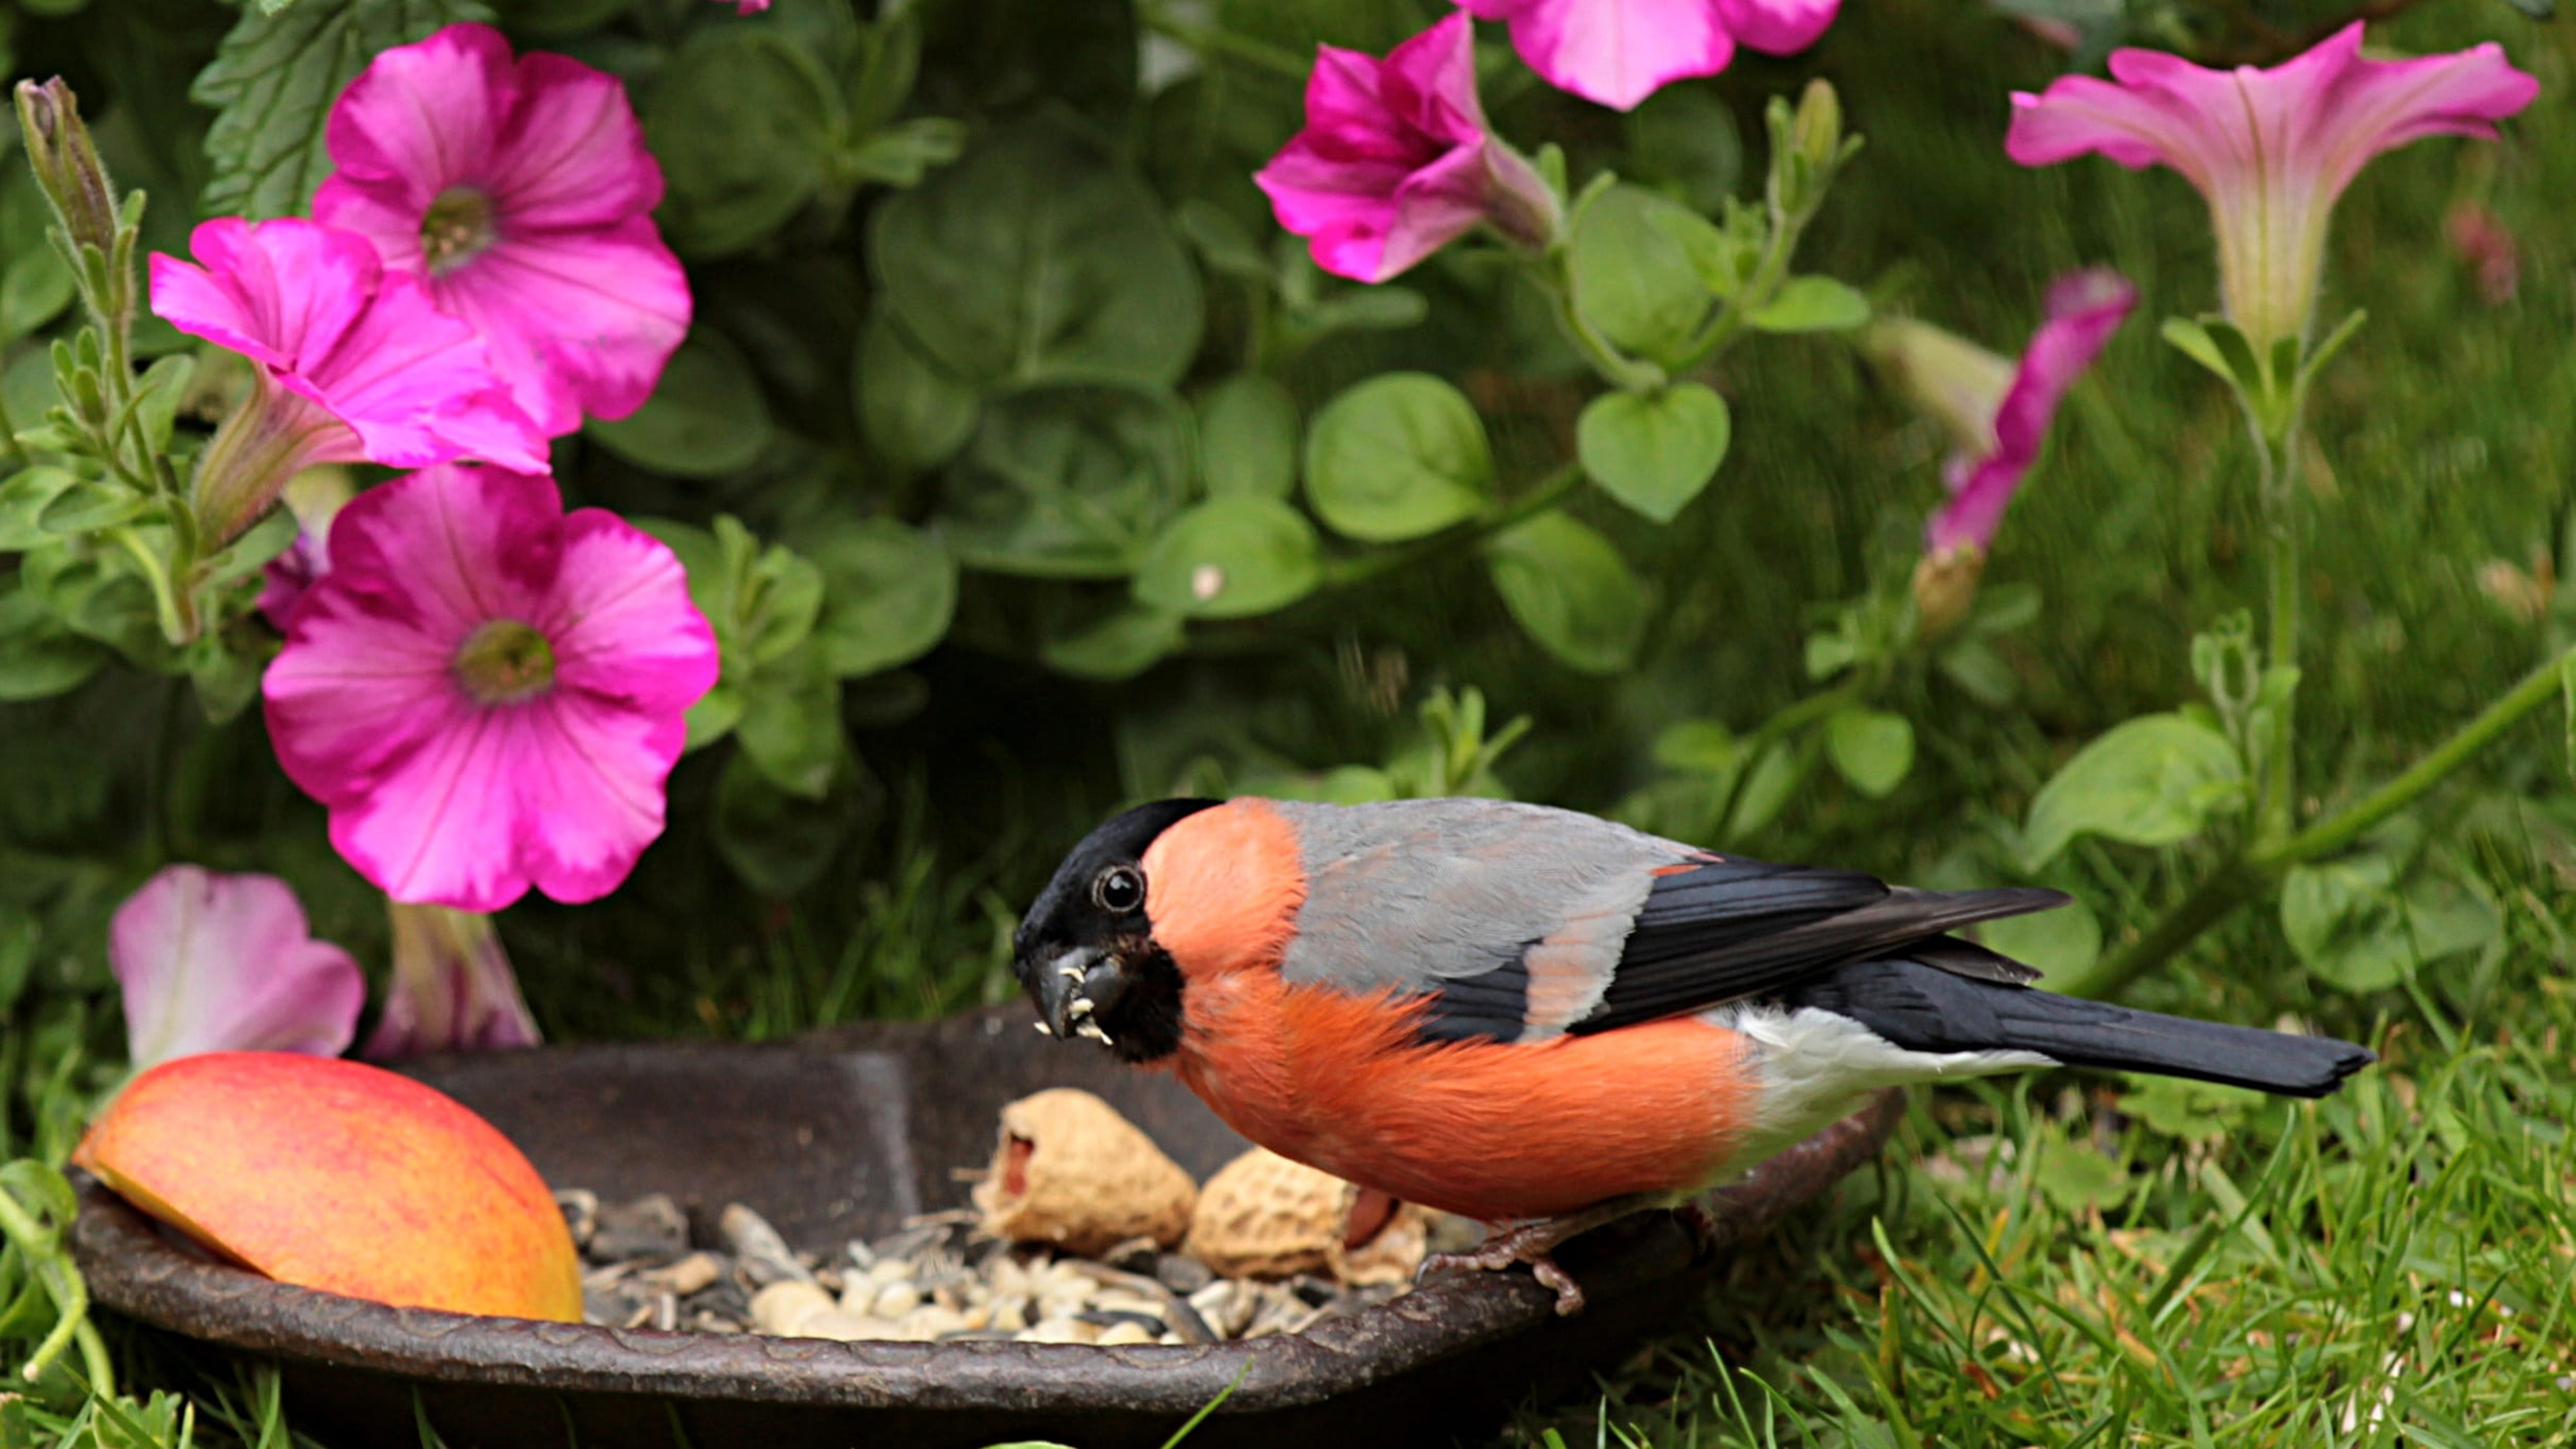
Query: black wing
1563 855 2065 1036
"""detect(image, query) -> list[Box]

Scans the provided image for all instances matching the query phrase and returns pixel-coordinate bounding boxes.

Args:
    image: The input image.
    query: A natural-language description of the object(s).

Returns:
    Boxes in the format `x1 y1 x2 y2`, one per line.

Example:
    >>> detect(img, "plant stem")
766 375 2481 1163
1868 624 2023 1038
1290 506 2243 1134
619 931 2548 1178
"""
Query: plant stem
1319 461 1585 590
2255 417 2302 847
0 378 27 474
2069 639 2576 1000
2255 643 2576 869
0 1177 109 1392
1137 4 1311 81
1708 671 1872 840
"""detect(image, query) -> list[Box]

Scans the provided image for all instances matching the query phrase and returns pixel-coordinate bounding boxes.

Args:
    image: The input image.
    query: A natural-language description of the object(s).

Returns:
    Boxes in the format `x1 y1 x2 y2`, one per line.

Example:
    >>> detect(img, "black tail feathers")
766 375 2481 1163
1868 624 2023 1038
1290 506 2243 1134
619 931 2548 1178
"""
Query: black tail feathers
1791 953 2374 1098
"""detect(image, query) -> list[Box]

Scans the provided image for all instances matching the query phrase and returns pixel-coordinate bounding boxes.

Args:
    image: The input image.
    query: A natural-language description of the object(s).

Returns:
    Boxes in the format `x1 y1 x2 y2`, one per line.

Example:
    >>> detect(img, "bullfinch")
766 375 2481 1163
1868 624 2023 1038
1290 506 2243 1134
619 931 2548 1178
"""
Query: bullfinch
1012 796 2372 1312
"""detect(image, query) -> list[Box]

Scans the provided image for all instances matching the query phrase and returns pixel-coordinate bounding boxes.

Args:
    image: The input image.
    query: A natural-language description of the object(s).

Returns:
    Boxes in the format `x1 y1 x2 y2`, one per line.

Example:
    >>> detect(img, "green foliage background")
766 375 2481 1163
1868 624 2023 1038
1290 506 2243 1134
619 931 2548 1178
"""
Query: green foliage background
1 0 2573 1442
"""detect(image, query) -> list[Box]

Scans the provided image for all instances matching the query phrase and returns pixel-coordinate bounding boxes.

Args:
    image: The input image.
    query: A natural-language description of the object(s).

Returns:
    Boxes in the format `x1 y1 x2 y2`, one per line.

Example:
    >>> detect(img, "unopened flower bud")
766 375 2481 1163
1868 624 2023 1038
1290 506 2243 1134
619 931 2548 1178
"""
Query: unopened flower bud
13 78 122 257
1790 80 1844 176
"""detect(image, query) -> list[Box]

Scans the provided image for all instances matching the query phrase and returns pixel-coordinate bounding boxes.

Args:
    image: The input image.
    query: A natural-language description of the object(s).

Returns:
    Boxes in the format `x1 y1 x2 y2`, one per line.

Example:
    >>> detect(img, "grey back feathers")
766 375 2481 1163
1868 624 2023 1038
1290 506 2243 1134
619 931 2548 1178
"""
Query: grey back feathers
1263 798 2069 1046
1271 798 1685 1013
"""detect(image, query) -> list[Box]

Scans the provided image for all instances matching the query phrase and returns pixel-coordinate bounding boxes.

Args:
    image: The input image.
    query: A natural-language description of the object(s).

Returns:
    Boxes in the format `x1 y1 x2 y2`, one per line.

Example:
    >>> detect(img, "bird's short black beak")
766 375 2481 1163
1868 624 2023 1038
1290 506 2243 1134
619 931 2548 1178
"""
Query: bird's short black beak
1028 944 1132 1047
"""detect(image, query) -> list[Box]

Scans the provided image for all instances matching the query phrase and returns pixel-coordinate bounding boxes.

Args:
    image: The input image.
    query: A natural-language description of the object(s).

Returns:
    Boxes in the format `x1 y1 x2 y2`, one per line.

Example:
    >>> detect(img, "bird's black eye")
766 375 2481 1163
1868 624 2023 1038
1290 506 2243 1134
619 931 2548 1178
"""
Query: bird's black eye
1092 865 1145 914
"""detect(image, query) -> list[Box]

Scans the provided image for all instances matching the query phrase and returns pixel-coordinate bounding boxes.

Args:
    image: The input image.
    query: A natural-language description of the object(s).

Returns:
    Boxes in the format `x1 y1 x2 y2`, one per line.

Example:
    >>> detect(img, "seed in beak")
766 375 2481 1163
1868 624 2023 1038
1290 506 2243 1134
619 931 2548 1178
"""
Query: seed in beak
1057 961 1087 983
1075 1020 1114 1045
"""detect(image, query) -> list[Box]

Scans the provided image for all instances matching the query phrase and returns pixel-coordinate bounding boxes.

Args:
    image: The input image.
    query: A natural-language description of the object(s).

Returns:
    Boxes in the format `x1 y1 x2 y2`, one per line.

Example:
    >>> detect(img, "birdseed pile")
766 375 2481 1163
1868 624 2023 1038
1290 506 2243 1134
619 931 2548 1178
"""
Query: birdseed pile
564 1086 1466 1346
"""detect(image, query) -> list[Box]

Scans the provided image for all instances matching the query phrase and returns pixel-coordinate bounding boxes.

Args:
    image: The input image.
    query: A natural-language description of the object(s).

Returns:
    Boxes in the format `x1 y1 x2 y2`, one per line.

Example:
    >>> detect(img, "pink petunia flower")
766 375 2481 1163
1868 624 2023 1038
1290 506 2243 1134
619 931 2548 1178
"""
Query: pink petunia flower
1907 269 2138 561
1457 0 1839 112
2007 23 2536 351
111 865 365 1072
364 903 541 1061
150 217 549 546
1256 13 1560 284
316 23 690 437
262 464 719 912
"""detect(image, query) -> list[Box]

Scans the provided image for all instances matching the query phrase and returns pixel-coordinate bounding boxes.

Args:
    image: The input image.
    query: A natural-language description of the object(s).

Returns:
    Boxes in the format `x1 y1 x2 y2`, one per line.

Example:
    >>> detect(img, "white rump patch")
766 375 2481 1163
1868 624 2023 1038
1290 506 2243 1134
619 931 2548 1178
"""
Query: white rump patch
1704 1004 2053 1179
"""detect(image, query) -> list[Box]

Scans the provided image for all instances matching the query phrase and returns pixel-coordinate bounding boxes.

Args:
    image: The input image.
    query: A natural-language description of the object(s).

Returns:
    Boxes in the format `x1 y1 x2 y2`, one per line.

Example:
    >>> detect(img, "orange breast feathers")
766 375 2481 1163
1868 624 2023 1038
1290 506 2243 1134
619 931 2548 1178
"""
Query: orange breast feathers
1139 799 1759 1222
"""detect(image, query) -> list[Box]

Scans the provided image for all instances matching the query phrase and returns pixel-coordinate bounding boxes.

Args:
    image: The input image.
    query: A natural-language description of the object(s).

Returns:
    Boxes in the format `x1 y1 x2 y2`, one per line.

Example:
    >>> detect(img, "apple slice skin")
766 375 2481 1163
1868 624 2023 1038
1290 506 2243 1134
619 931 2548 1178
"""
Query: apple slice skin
76 1051 582 1323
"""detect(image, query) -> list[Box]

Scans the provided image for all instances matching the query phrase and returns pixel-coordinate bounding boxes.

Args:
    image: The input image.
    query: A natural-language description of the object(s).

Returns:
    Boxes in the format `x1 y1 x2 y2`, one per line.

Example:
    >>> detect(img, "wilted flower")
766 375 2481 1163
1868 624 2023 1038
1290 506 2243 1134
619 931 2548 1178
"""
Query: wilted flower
263 464 719 912
1457 0 1839 111
316 23 689 437
2006 24 2536 352
1256 13 1559 284
364 903 541 1060
1869 269 2136 627
2445 201 2519 306
111 866 365 1072
150 217 549 546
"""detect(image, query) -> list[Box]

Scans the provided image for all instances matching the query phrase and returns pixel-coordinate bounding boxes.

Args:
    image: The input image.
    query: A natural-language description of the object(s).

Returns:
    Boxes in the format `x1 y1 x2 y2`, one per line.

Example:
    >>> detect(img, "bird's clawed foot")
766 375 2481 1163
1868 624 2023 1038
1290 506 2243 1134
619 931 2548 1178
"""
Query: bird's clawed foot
1419 1192 1675 1316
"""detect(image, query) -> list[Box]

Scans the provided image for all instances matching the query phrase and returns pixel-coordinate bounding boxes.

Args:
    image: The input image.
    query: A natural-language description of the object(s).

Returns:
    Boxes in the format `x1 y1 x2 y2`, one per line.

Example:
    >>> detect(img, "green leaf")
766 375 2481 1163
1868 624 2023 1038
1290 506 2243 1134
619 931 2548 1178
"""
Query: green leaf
1197 374 1299 499
0 468 83 551
732 525 824 667
845 117 968 189
856 309 980 473
1483 511 1647 674
1575 384 1731 523
2561 647 2573 786
712 749 870 898
36 477 148 536
195 0 494 219
1976 896 2101 981
1303 372 1491 542
1568 184 1717 367
941 385 1190 578
588 332 773 478
0 246 74 339
644 29 843 256
872 117 1200 390
1038 603 1184 680
2159 316 2235 386
1132 497 1320 619
806 518 956 678
1825 706 1915 798
1938 635 2019 705
1623 85 1742 216
0 577 107 701
734 652 844 800
2022 713 2245 867
1748 276 1871 333
2282 859 2499 994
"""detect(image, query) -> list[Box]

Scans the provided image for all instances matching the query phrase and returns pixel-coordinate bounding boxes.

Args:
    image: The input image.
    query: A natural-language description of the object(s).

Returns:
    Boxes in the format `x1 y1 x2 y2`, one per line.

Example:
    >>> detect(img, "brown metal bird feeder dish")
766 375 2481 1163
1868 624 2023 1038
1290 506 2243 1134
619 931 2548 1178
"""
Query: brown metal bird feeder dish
70 1006 1902 1449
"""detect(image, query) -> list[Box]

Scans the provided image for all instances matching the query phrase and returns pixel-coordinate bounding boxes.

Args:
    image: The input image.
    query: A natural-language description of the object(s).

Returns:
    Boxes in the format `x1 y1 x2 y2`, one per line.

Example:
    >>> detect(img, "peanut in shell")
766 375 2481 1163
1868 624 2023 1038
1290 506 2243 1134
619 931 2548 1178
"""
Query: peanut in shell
970 1088 1196 1256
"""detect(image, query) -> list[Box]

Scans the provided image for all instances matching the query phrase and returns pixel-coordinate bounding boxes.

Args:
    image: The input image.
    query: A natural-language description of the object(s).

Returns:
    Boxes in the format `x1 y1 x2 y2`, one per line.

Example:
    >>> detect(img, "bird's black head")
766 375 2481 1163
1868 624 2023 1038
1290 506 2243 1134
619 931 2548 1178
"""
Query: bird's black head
1013 798 1218 1064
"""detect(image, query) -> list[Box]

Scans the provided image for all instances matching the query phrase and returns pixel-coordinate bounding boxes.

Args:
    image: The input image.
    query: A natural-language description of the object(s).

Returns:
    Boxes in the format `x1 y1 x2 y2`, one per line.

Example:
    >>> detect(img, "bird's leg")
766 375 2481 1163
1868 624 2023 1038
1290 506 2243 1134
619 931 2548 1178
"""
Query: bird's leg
1421 1192 1673 1316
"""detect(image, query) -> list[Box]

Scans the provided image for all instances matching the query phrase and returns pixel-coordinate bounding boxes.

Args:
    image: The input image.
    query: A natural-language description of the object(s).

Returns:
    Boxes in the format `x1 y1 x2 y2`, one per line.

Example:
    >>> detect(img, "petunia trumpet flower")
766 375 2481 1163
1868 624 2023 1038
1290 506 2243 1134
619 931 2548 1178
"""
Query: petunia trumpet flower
1458 0 1840 112
1256 13 1560 284
316 23 689 438
2006 24 2536 354
111 865 365 1073
364 902 541 1061
262 464 718 912
150 217 549 547
1866 269 2136 631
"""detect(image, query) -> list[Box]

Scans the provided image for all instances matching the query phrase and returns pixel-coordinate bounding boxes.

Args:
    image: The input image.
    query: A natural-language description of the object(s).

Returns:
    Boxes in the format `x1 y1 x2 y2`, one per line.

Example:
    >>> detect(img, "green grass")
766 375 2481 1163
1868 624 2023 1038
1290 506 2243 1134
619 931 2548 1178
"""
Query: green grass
7 1 2576 1444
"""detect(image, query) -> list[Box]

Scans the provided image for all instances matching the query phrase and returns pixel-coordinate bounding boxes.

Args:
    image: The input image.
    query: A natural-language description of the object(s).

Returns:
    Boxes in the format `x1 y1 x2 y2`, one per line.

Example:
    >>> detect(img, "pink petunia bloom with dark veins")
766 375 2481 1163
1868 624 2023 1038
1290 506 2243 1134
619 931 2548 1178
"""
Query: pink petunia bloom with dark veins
2007 23 2536 351
1256 13 1560 284
316 23 690 438
149 217 549 546
1458 0 1840 112
263 464 718 913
